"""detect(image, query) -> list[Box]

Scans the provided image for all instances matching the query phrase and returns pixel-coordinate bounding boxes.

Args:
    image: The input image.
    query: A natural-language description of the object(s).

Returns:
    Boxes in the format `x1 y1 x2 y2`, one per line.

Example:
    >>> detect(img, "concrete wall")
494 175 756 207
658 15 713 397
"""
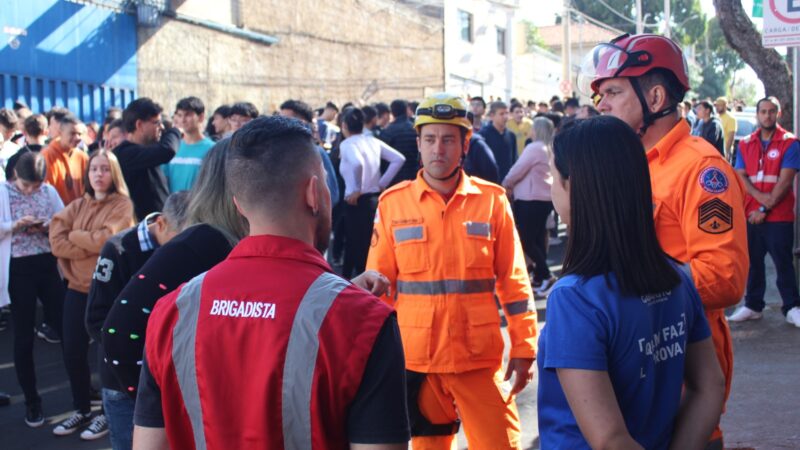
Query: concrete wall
136 0 444 114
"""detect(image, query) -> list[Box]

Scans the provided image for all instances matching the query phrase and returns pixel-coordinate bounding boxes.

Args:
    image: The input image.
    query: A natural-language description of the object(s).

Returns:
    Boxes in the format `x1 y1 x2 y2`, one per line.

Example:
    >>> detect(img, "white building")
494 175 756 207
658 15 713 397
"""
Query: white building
443 0 518 101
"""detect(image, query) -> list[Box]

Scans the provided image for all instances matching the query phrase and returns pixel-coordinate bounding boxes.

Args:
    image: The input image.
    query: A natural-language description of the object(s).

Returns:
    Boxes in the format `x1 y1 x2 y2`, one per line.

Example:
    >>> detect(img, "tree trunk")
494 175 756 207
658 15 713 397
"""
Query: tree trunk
713 0 794 131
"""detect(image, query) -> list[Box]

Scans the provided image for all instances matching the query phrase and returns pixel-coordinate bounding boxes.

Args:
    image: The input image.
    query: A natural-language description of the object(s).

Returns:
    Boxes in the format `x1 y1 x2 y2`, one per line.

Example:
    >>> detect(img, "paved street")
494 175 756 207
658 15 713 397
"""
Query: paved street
0 226 798 449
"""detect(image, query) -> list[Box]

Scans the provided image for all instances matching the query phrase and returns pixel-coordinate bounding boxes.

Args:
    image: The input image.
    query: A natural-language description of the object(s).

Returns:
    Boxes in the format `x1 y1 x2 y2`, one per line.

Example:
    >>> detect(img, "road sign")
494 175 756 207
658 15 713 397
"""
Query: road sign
763 0 800 47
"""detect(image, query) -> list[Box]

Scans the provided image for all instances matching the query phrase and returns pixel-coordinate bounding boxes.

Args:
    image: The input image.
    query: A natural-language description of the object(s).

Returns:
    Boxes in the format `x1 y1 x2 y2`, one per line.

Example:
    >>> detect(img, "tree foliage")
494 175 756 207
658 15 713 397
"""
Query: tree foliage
521 20 547 51
696 17 745 99
571 0 706 44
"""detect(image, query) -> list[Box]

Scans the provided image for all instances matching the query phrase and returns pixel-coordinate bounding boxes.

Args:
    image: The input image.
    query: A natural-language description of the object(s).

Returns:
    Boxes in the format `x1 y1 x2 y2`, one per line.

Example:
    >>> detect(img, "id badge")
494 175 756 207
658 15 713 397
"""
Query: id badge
756 170 764 182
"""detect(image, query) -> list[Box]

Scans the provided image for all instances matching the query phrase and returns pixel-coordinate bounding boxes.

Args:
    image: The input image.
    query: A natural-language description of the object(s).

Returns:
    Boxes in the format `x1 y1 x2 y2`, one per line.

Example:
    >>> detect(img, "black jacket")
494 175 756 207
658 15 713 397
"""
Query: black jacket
478 124 517 181
379 116 419 185
114 128 180 220
700 118 725 156
86 224 157 391
102 224 233 398
464 134 500 184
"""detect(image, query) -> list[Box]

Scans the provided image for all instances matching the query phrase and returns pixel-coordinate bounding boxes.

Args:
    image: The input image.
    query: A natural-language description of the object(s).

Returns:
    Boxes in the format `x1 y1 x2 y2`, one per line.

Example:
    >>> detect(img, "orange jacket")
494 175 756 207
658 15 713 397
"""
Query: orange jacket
366 170 537 373
41 138 89 205
49 193 135 293
648 120 748 438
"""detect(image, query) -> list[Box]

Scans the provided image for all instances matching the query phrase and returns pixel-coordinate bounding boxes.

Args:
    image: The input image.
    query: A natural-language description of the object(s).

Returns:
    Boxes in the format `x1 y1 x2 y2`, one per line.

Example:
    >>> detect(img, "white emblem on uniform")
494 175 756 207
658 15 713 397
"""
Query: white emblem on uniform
767 149 780 160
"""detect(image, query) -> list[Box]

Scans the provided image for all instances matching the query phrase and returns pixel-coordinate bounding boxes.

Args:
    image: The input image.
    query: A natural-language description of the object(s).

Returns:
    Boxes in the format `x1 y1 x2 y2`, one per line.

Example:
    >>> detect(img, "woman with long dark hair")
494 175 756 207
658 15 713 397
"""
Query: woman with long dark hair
537 116 725 449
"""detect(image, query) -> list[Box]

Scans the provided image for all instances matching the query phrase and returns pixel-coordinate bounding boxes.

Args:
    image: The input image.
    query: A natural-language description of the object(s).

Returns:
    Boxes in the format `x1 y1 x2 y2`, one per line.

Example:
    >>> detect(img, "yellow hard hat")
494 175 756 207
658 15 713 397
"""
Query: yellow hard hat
414 93 473 142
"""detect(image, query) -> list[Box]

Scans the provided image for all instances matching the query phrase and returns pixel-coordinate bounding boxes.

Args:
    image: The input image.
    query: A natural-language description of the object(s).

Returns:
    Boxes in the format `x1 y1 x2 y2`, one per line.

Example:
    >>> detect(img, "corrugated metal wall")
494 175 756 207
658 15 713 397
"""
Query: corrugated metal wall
0 0 137 123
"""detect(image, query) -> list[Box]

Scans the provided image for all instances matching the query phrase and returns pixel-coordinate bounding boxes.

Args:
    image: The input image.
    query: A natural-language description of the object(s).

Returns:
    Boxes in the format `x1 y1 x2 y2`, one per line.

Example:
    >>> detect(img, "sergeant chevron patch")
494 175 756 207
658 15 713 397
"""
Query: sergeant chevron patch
698 198 733 234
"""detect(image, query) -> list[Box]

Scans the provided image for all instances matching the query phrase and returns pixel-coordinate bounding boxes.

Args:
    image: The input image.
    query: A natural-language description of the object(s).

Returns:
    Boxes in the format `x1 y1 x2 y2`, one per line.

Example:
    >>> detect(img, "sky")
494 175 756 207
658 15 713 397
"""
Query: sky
522 0 766 97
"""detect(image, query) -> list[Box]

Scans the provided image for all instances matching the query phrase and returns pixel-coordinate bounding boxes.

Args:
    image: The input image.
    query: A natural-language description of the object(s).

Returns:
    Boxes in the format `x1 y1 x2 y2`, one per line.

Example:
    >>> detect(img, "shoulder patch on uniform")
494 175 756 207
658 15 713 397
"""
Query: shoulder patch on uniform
783 132 796 141
698 167 729 194
742 135 752 144
698 198 733 234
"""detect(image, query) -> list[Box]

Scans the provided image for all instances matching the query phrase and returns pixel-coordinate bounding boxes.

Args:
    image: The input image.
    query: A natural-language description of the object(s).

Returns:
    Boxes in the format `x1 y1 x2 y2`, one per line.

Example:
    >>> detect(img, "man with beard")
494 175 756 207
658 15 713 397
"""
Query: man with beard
132 116 409 450
729 96 800 327
115 98 180 220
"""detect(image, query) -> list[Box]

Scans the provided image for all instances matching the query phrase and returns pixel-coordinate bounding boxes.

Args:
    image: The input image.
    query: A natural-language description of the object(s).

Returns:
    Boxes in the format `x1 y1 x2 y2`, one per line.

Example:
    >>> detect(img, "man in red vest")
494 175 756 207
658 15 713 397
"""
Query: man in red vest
131 116 410 450
729 96 800 327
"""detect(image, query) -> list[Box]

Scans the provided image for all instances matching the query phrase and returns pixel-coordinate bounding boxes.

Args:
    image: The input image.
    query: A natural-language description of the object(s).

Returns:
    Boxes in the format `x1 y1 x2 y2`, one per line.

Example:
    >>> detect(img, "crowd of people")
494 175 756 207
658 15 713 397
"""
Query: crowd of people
0 31 796 450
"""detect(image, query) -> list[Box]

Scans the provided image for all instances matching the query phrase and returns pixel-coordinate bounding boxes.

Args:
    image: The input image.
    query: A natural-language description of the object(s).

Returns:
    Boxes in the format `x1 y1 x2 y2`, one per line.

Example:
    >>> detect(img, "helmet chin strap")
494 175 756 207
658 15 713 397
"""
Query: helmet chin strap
629 77 678 138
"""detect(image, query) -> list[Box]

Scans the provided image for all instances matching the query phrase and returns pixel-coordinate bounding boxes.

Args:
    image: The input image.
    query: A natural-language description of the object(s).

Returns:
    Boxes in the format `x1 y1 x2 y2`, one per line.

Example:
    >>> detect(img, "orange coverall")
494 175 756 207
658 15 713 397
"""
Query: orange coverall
648 119 749 444
367 170 537 449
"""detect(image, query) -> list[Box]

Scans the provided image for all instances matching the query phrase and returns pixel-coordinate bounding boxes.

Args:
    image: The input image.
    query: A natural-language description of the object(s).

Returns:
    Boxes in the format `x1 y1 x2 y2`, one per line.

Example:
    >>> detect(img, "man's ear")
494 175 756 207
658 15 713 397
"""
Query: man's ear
648 85 668 113
305 175 320 215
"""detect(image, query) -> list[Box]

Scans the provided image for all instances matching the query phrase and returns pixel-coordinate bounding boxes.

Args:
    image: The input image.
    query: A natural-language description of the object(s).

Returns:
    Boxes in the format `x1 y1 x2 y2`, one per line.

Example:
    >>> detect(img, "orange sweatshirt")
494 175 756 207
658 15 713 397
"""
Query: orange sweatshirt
49 192 135 293
41 138 89 205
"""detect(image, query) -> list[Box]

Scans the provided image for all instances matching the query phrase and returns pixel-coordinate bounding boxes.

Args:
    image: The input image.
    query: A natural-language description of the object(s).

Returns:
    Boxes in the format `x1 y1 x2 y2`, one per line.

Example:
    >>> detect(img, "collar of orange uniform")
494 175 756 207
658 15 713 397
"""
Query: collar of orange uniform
647 119 689 164
412 169 482 201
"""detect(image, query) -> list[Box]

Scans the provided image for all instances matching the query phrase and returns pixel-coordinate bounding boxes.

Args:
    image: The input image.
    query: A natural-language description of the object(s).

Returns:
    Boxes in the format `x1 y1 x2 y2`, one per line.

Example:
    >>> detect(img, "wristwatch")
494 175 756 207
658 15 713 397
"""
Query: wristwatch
758 205 770 213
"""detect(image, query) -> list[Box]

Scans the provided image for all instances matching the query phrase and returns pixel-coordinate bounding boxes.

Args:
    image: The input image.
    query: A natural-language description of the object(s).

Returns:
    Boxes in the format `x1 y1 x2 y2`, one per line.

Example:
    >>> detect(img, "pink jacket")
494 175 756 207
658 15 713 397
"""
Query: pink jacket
502 141 552 202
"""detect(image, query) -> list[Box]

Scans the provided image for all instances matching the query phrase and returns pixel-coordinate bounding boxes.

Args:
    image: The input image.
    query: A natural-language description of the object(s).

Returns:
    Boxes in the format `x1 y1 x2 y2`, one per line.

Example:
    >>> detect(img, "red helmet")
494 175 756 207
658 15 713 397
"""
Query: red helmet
578 34 690 96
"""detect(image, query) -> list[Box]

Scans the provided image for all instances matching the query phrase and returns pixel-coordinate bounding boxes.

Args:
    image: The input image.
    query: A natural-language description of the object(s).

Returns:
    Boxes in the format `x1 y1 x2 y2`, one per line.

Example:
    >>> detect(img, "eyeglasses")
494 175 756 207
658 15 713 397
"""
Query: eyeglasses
416 104 468 120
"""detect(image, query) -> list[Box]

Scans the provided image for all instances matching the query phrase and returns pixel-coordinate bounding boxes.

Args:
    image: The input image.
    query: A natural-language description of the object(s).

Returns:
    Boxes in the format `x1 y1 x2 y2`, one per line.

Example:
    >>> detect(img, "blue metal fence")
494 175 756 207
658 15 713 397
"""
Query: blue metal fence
0 0 137 123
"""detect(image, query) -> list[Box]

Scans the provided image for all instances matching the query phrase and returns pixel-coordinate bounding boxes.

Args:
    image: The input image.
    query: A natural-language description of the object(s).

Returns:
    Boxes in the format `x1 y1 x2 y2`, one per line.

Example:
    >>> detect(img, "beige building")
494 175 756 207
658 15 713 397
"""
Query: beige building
136 0 444 113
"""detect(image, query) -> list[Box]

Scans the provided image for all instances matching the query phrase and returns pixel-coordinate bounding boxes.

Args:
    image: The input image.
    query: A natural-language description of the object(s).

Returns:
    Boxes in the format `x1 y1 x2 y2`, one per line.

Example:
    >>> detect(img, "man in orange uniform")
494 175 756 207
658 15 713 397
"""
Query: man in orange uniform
41 114 89 205
366 93 537 450
583 34 748 449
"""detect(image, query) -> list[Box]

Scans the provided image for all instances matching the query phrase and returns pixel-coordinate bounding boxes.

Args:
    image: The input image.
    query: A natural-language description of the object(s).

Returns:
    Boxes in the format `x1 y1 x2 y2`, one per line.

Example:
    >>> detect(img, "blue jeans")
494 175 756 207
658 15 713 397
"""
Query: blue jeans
745 222 800 315
103 388 134 450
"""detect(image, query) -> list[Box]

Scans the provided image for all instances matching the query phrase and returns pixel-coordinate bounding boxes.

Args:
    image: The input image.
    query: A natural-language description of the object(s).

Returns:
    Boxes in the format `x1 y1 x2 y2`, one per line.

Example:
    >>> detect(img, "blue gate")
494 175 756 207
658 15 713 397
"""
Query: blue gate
0 0 137 123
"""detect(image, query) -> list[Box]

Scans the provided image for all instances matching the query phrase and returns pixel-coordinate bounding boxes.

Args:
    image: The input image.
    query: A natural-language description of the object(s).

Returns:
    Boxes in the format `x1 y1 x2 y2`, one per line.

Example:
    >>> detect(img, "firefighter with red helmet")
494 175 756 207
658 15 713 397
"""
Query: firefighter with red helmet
579 33 748 449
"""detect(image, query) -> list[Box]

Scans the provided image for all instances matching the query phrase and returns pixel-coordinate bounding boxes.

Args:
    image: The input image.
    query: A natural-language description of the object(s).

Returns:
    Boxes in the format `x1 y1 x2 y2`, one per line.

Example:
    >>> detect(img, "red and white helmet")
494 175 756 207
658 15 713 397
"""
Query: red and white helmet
577 33 690 96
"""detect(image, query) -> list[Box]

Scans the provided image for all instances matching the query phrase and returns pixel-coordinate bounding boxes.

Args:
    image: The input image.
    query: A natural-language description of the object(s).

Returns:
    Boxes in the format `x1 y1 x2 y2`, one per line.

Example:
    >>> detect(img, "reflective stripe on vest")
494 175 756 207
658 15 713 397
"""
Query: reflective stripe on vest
282 272 349 450
170 271 349 450
172 273 208 450
749 175 779 183
397 278 495 295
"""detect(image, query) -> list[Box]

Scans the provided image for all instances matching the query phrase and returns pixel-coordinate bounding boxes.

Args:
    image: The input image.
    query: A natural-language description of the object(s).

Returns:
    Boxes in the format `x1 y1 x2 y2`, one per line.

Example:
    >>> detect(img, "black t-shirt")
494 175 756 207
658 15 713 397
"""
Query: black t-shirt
102 224 233 397
134 315 410 444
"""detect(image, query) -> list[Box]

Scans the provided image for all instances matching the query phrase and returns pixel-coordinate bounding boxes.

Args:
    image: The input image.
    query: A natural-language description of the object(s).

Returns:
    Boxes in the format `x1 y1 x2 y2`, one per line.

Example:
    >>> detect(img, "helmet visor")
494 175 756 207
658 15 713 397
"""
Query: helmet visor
577 42 651 95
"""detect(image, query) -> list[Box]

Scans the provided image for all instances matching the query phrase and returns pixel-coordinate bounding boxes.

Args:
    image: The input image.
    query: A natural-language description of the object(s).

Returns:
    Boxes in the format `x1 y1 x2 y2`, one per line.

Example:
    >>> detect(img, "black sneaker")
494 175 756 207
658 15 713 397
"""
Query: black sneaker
25 404 44 428
36 323 61 344
80 414 109 440
52 411 92 436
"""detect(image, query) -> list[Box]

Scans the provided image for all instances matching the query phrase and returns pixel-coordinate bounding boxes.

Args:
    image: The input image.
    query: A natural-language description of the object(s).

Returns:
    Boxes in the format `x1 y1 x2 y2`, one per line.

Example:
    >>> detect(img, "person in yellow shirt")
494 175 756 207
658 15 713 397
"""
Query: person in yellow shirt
367 93 537 450
715 97 738 162
506 102 533 156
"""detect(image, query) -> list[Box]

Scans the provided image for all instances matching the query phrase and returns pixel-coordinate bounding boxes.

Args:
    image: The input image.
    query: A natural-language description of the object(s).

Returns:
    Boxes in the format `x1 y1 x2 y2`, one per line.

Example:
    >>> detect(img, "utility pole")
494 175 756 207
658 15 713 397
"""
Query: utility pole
562 0 571 97
636 0 644 34
664 0 671 39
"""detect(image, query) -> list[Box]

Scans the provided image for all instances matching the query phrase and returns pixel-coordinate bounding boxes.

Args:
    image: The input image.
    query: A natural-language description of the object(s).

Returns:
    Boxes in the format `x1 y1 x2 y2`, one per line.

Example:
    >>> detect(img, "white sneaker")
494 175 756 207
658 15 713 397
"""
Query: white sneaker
786 307 800 328
727 305 763 322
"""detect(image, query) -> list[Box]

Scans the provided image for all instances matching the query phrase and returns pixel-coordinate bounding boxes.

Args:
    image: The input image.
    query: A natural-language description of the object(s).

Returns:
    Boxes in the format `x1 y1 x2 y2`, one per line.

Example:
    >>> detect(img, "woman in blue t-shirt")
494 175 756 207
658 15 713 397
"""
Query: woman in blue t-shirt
537 116 725 449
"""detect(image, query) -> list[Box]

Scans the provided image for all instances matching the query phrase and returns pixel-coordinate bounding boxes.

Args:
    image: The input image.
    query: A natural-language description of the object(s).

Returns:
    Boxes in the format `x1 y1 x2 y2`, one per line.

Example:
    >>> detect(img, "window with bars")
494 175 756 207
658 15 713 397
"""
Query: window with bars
459 10 473 43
